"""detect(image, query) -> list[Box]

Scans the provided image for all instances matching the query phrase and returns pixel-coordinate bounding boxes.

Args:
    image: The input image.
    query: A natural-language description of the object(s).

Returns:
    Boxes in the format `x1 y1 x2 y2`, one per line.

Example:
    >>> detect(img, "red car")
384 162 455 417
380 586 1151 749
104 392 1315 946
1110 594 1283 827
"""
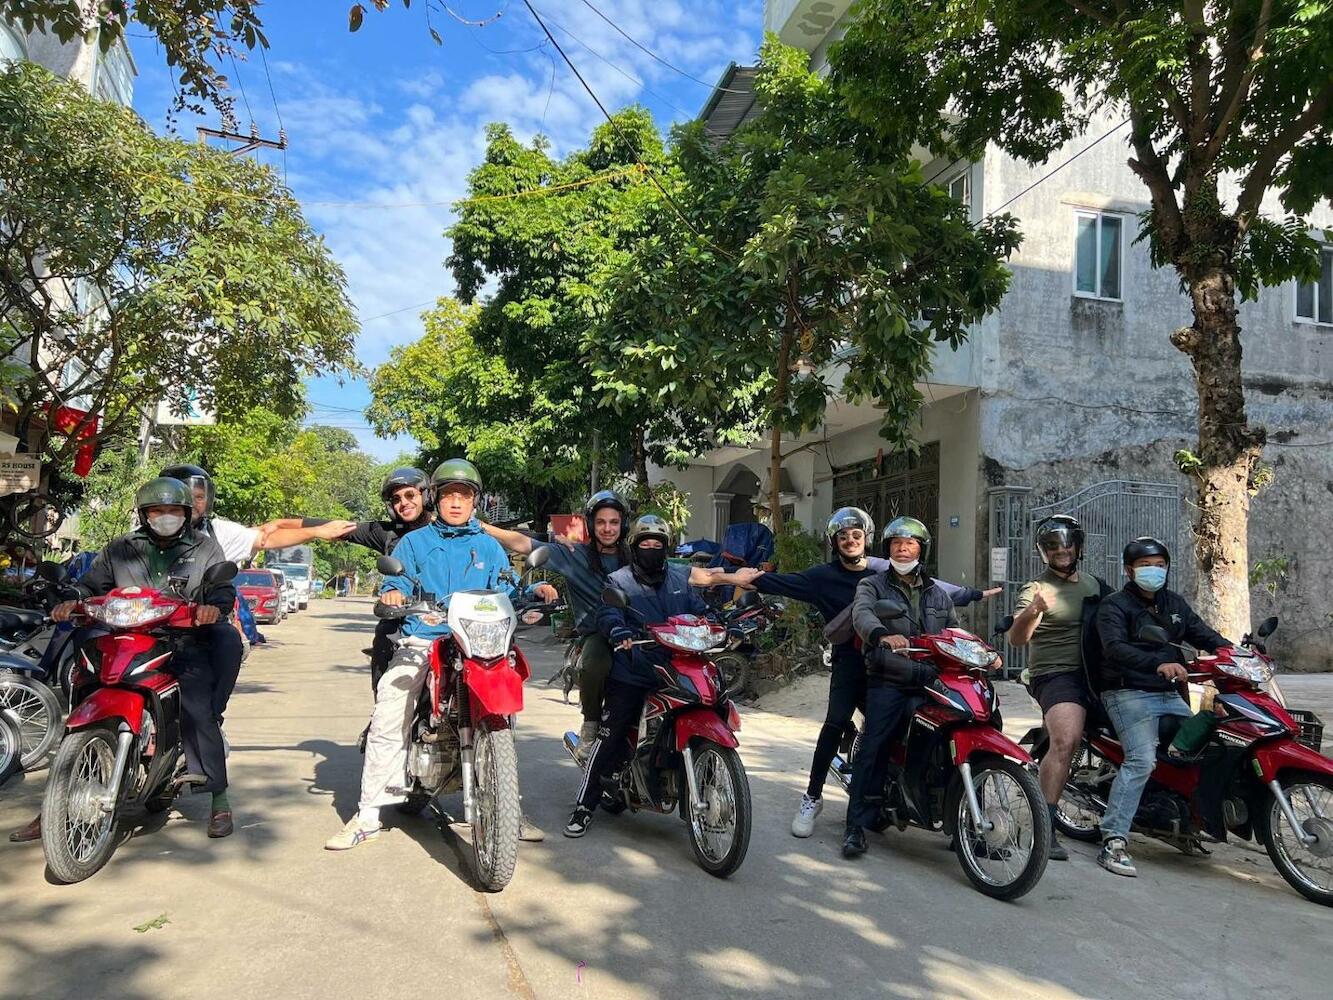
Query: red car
236 569 283 624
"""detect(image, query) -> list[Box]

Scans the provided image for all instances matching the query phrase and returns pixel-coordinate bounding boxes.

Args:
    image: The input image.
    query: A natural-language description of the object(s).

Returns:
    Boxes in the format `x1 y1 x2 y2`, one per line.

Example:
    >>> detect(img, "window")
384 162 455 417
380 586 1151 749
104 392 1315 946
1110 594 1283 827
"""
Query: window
1296 248 1333 326
0 22 26 66
947 170 971 208
1073 210 1123 300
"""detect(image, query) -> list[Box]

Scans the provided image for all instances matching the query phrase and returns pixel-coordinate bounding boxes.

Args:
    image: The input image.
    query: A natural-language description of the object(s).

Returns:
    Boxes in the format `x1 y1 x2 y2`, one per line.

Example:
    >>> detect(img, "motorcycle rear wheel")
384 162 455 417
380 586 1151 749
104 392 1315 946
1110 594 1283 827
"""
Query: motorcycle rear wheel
42 727 122 884
471 724 520 892
0 673 61 769
1262 773 1333 907
1033 739 1103 842
685 742 751 878
0 710 21 787
949 758 1049 901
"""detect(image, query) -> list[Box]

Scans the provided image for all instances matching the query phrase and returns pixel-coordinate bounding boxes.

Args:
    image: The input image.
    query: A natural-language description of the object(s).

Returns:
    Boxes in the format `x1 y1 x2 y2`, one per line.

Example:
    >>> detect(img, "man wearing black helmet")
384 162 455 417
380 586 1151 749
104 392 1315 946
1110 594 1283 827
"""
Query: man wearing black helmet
845 516 961 857
564 514 710 838
1093 537 1229 877
42 479 238 838
1009 514 1111 861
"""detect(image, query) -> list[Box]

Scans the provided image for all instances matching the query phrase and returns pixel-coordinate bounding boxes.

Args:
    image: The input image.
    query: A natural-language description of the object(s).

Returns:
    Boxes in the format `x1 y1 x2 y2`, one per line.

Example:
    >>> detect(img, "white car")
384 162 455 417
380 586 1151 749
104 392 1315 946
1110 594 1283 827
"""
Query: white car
269 568 293 619
271 562 312 610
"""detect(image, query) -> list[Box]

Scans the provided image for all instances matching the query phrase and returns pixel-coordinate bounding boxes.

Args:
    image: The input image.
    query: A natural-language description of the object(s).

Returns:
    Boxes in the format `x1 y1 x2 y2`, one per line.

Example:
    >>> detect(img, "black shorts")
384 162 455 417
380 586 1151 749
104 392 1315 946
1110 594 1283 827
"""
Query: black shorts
1030 670 1093 715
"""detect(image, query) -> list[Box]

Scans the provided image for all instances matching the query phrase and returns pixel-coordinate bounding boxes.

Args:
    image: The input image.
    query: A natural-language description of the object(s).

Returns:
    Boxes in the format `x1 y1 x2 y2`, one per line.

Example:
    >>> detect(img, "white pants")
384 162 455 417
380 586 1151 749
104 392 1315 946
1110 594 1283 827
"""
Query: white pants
359 638 432 811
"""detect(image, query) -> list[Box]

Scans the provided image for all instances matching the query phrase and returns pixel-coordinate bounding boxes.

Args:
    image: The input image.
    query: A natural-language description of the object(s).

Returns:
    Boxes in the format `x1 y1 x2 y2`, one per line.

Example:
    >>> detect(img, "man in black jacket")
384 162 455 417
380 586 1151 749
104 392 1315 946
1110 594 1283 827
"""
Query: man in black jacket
845 516 959 858
62 479 237 837
1094 537 1229 877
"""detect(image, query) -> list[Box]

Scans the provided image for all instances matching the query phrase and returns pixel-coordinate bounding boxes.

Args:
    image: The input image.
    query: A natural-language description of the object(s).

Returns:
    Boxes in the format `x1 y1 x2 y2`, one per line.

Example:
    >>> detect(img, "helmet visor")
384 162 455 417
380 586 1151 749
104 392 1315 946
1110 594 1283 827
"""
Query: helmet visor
1037 526 1079 553
828 511 871 538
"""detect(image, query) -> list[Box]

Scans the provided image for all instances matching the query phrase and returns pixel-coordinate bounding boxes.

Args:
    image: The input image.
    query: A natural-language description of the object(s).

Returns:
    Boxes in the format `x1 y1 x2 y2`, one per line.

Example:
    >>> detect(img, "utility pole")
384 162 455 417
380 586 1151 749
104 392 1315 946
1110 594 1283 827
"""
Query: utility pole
137 411 154 467
197 117 287 157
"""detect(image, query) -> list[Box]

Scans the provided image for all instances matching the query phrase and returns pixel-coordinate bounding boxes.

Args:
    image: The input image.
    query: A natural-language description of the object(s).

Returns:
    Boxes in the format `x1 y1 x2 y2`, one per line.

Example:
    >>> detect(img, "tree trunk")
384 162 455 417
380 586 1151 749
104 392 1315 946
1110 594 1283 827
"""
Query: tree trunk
631 423 649 493
768 320 796 535
1172 267 1263 639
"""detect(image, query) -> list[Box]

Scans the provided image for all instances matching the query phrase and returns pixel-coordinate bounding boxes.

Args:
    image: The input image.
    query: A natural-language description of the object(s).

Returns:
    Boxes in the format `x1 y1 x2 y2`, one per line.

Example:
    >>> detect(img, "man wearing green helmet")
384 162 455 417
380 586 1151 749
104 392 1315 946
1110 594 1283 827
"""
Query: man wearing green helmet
845 515 960 857
326 459 557 851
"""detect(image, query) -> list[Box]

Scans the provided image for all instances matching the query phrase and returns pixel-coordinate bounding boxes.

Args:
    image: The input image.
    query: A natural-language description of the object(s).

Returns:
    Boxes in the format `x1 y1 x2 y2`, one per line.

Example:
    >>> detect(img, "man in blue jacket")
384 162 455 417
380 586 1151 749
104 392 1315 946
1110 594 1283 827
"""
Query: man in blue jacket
325 459 556 851
564 515 708 838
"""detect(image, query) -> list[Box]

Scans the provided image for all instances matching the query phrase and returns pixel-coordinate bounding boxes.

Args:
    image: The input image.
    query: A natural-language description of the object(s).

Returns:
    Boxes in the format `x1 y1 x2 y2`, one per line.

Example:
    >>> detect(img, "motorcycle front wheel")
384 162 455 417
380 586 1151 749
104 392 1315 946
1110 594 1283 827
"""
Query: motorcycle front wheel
711 653 750 697
470 724 521 892
42 726 122 884
948 758 1049 901
1262 773 1333 906
0 672 61 769
684 742 751 878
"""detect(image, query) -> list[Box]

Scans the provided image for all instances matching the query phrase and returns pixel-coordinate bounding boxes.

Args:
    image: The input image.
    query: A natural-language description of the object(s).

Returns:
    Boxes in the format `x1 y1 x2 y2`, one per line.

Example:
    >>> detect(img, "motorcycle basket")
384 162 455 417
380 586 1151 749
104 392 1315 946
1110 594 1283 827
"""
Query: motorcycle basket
1288 708 1325 752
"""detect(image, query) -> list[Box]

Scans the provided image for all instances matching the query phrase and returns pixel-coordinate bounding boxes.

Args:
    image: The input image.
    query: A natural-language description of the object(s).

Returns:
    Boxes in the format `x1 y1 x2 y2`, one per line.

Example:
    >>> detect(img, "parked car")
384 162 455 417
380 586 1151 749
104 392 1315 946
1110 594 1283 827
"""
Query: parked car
269 568 292 620
311 578 326 596
270 561 312 610
236 569 284 624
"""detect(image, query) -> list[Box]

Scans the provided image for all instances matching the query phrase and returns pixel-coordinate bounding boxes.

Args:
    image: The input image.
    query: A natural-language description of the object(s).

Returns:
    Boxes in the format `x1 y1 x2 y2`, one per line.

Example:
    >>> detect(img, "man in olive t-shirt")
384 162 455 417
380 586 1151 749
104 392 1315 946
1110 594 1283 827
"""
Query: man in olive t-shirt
1009 515 1108 861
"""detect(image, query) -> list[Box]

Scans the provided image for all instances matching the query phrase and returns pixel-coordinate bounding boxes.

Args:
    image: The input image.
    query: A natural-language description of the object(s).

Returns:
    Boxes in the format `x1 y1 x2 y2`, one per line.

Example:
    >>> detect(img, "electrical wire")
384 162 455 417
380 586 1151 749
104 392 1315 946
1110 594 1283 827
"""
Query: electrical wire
227 52 255 125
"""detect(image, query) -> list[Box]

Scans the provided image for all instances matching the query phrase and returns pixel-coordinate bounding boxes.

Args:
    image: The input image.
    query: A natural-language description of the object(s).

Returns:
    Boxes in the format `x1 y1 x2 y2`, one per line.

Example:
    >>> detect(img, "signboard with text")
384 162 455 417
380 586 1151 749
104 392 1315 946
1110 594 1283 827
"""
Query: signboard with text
0 455 41 496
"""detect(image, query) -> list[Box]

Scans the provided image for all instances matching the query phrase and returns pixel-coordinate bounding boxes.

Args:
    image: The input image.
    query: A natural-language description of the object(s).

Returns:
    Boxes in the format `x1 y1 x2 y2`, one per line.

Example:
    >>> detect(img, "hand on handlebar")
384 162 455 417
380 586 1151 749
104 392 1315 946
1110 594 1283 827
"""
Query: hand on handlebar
534 583 559 603
51 600 79 622
1157 662 1189 682
380 590 407 607
195 605 221 625
879 634 911 651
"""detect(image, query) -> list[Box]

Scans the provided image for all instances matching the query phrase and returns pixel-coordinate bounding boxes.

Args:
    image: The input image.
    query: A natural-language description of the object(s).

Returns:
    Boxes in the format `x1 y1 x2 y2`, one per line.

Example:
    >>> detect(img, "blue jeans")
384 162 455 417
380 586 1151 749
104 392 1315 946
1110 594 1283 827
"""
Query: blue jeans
1099 688 1192 842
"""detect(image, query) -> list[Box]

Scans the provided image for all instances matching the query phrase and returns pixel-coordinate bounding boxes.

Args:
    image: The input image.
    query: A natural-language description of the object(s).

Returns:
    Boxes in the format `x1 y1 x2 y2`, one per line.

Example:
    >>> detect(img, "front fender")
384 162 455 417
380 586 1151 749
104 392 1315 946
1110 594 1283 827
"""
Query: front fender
950 724 1033 766
464 660 524 719
1252 738 1333 783
66 688 145 733
674 706 739 751
0 651 42 674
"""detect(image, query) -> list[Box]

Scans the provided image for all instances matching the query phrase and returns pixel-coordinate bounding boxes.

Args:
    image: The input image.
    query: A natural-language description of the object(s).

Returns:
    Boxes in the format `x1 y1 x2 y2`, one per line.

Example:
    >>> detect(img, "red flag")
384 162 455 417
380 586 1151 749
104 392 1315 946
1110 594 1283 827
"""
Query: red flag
47 405 101 478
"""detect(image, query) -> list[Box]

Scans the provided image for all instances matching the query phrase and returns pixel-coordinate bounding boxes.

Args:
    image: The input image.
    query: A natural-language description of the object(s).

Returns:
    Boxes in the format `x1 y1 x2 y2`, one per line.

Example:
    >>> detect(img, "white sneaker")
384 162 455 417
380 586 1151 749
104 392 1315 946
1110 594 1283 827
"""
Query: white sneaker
324 817 381 851
791 793 823 837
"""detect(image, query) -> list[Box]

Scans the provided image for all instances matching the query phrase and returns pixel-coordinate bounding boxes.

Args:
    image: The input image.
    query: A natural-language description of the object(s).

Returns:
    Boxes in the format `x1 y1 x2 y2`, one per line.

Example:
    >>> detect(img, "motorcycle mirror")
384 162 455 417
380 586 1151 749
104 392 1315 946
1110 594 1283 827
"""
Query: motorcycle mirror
1137 624 1171 645
37 561 67 584
602 587 629 609
735 590 761 610
993 614 1014 636
201 562 238 588
1257 616 1279 639
376 555 405 577
527 545 551 569
872 599 898 621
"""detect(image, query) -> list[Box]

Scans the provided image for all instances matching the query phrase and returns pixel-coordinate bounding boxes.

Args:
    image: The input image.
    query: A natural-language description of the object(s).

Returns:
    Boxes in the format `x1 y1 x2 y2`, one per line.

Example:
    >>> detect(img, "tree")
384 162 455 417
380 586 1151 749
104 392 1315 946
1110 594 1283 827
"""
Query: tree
595 38 1019 528
5 0 266 114
0 63 358 475
834 1 1333 637
365 298 585 528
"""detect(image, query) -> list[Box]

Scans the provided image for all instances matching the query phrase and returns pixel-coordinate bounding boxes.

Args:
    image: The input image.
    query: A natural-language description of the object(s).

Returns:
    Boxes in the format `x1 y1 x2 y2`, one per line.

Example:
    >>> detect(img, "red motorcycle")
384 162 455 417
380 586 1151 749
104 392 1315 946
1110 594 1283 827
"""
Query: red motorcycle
562 590 752 878
1025 617 1333 906
829 613 1050 900
39 561 237 884
374 554 533 892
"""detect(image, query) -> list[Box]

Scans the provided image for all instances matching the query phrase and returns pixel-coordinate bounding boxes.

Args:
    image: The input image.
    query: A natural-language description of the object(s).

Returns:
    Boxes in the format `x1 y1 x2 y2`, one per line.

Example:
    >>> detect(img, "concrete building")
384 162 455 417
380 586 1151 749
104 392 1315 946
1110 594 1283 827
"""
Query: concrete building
660 0 1333 667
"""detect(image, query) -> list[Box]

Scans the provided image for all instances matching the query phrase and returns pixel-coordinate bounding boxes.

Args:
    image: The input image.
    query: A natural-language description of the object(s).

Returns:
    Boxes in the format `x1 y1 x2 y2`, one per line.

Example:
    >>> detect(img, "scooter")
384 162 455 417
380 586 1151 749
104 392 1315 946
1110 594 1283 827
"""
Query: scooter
39 560 238 883
827 601 1050 900
1023 617 1333 906
562 585 752 878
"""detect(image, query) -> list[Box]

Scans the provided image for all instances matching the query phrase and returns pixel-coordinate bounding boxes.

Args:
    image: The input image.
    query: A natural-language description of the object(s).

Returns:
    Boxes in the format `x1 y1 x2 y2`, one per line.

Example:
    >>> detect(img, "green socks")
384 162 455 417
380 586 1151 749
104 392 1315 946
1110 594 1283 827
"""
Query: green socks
211 791 230 813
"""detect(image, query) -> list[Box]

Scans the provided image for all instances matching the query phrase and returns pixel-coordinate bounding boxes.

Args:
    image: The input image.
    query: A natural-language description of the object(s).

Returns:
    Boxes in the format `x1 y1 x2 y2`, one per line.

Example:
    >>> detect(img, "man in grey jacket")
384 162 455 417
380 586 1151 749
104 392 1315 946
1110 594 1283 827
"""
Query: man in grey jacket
845 516 958 858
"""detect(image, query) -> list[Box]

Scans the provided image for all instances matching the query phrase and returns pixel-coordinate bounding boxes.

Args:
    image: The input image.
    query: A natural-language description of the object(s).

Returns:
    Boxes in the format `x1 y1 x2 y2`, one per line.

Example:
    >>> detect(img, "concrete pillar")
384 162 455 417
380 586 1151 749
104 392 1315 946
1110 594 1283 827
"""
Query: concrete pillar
709 492 733 539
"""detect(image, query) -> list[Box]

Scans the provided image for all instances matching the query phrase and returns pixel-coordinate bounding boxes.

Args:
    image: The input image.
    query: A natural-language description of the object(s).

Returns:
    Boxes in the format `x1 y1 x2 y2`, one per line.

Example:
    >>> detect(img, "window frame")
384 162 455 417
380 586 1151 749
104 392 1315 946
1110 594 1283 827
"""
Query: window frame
1072 209 1125 302
1294 246 1333 328
947 169 971 209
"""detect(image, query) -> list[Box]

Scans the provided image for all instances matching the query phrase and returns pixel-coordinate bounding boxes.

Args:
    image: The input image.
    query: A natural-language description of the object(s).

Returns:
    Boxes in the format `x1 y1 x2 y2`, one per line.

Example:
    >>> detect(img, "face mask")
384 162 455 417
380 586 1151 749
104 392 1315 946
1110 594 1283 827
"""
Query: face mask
634 547 667 573
1133 566 1168 592
148 513 185 537
890 558 919 575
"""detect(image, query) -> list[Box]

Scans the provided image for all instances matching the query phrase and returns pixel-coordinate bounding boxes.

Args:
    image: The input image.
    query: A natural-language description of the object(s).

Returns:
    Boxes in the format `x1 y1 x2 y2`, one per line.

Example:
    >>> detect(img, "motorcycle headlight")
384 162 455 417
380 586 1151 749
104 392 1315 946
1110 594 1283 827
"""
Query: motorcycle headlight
656 624 724 653
1217 651 1274 684
938 637 995 669
86 597 174 629
457 618 511 660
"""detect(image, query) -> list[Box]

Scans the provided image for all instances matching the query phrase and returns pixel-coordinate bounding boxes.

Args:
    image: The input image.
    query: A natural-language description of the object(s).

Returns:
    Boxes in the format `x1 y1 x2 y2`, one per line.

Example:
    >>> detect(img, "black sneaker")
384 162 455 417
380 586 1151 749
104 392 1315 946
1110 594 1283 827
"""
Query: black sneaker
564 807 593 838
842 826 868 858
1049 832 1070 861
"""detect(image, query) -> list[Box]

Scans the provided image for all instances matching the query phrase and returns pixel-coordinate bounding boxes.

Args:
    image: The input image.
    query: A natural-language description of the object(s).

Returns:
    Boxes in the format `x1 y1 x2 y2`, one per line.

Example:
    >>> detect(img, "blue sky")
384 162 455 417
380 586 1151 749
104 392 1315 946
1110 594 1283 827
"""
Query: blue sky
126 0 765 460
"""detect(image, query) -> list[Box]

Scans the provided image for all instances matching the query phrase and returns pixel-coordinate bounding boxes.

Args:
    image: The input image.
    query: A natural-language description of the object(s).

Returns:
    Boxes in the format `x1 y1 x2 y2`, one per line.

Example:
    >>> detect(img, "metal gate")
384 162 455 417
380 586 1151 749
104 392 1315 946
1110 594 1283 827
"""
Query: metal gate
988 480 1181 675
833 443 940 573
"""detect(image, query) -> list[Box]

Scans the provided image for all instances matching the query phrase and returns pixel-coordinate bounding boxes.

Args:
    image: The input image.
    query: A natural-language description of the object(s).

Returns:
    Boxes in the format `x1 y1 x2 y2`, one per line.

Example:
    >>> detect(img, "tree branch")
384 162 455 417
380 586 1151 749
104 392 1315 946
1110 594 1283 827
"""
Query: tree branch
1205 0 1272 165
1126 110 1185 257
1235 82 1333 235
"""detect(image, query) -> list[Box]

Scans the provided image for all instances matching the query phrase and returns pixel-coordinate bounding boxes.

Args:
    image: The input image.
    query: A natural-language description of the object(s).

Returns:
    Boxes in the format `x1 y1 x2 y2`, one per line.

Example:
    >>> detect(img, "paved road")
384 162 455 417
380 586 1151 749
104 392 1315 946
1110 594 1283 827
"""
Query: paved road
2 599 1330 999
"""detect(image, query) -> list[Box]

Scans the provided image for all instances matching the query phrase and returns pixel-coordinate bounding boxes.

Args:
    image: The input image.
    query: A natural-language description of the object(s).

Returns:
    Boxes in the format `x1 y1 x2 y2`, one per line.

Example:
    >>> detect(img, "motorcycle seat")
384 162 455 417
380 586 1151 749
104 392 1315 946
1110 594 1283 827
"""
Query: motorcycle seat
0 607 46 632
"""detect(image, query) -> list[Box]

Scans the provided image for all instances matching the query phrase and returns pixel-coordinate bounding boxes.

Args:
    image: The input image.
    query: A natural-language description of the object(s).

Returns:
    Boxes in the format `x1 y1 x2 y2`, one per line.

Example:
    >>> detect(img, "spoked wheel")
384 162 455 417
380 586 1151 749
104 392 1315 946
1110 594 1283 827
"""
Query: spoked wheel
685 742 751 878
1035 739 1104 843
949 759 1049 900
1263 774 1333 906
711 654 749 697
42 727 123 883
470 724 520 892
0 710 21 787
0 673 61 769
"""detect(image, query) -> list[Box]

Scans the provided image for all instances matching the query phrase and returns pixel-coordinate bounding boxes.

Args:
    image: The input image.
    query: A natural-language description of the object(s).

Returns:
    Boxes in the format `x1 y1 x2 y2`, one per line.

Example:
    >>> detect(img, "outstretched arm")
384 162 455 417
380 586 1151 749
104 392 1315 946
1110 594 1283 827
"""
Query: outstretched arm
482 522 536 555
256 520 358 552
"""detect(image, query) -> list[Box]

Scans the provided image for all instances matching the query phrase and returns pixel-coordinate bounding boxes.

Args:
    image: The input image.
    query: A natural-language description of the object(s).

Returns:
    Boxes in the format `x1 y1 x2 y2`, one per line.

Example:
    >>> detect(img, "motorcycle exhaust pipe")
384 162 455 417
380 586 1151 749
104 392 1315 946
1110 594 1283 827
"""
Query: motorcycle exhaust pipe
958 761 995 833
1268 779 1317 847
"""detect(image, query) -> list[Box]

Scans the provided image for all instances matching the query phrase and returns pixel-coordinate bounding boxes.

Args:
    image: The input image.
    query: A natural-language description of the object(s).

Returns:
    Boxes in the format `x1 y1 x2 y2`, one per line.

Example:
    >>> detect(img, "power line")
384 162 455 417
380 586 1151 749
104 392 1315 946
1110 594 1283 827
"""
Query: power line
228 52 255 124
575 0 753 95
360 299 441 322
256 43 288 182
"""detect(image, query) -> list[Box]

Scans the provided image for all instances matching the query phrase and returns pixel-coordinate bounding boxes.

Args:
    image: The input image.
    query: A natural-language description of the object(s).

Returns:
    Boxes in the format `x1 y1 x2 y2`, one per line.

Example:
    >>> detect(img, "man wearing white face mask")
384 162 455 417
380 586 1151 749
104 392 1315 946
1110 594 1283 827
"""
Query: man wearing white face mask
1093 536 1229 877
